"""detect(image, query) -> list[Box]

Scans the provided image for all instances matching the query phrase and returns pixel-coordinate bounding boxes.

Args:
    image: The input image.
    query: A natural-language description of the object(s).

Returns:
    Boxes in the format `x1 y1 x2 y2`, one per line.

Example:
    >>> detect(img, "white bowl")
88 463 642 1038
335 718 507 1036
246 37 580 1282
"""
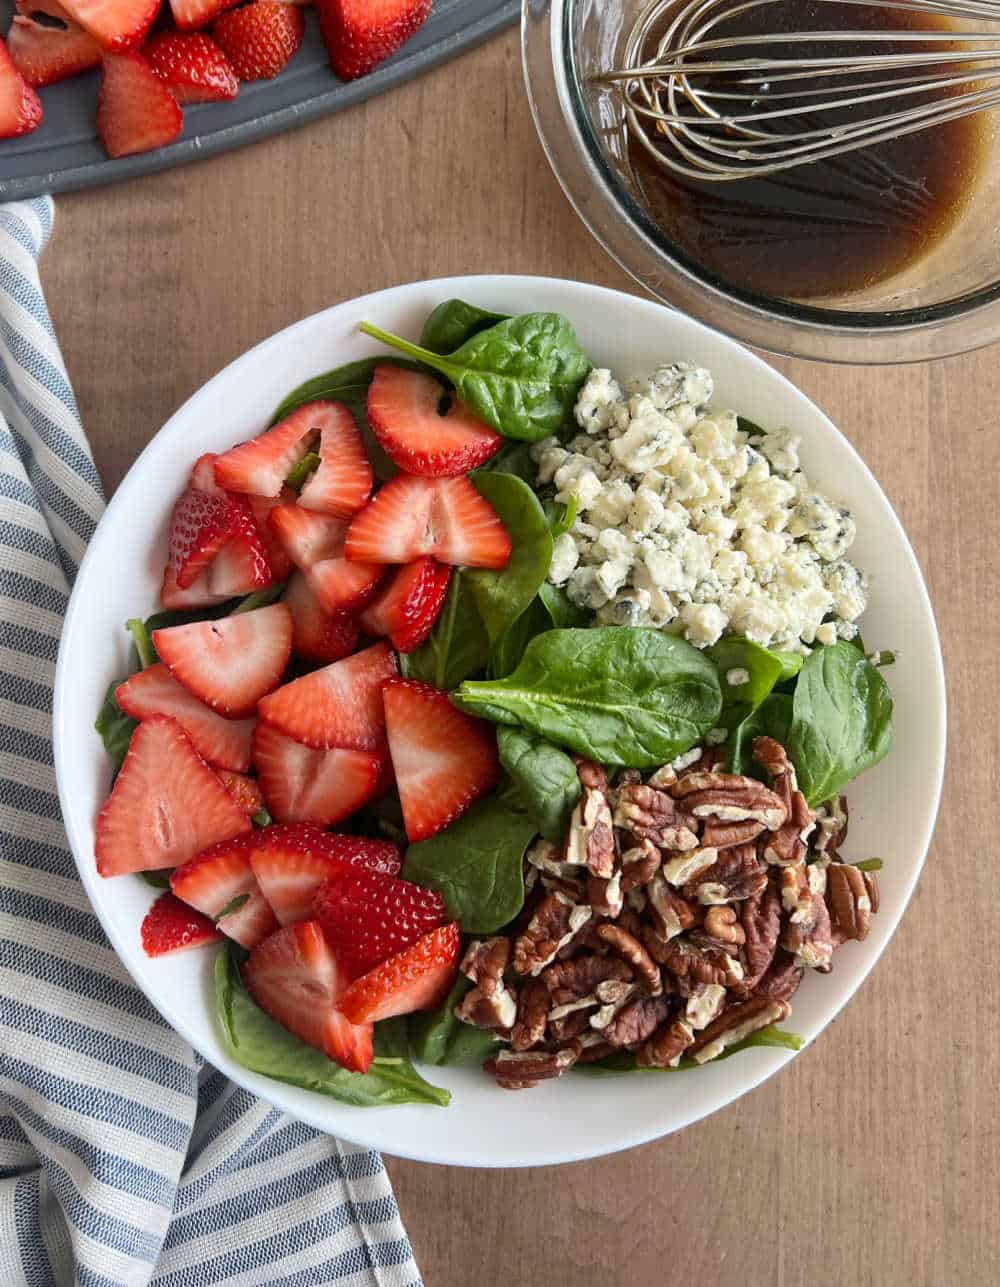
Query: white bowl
54 275 945 1168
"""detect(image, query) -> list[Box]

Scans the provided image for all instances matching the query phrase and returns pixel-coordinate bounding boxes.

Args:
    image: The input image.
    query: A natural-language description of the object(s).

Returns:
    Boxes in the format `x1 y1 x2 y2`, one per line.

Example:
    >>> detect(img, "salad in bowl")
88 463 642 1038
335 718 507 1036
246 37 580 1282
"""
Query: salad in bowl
55 278 942 1164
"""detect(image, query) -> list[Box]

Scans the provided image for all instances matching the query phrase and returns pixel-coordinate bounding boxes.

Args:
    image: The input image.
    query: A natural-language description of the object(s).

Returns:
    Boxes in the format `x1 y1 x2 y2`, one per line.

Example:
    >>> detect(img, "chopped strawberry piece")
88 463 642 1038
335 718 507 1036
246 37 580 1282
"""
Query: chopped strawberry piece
61 0 159 50
160 564 231 611
141 891 221 957
283 572 359 664
358 557 451 653
97 50 182 161
251 724 382 826
314 868 446 976
168 0 238 33
152 602 293 718
95 715 251 876
0 35 42 137
116 663 255 771
344 474 511 569
248 821 401 924
217 887 278 949
216 769 265 816
317 0 431 81
295 402 373 520
383 678 499 841
248 490 295 581
258 640 396 750
168 483 239 590
8 12 101 87
170 832 276 947
336 922 460 1024
305 556 384 616
145 31 237 104
244 921 373 1071
367 366 501 477
205 516 273 597
214 403 321 498
268 503 346 569
212 1 302 81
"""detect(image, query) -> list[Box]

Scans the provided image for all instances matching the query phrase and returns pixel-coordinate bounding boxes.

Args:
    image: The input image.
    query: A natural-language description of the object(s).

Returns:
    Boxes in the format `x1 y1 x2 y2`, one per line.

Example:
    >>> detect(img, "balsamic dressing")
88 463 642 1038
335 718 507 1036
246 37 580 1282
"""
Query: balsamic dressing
627 1 987 299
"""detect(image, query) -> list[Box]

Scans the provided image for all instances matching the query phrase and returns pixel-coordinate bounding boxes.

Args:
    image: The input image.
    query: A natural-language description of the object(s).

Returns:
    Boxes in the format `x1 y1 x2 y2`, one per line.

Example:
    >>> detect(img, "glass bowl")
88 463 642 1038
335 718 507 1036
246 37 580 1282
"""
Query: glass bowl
522 0 1000 362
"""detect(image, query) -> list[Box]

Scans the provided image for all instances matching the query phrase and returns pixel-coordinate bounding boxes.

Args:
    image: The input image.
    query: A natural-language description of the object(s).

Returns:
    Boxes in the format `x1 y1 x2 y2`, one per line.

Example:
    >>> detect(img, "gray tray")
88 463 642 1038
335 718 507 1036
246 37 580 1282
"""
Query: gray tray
0 0 518 198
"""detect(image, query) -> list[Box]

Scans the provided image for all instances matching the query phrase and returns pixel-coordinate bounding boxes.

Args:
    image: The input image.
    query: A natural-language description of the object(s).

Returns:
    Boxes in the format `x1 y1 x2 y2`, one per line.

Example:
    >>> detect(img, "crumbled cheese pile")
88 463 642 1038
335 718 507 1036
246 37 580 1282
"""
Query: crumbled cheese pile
531 363 867 651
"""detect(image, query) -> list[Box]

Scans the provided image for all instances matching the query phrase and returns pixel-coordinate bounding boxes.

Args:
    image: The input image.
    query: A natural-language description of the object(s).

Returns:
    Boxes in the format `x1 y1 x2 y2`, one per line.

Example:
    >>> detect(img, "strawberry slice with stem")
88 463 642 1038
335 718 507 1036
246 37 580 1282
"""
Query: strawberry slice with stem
367 365 501 477
153 602 292 718
251 724 381 826
336 922 460 1024
283 572 359 664
383 678 499 842
243 921 373 1072
258 640 396 750
314 867 446 976
116 663 256 771
141 891 222 957
96 716 251 876
295 402 373 519
358 557 451 653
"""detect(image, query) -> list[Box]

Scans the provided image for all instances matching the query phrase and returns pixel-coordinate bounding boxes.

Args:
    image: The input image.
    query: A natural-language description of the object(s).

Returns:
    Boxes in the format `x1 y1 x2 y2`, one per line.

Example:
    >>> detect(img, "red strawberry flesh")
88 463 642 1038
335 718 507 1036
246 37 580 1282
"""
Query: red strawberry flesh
145 31 238 103
317 0 431 82
8 13 101 87
314 868 446 975
212 2 303 82
293 401 373 520
336 922 460 1024
283 572 359 664
251 724 382 826
141 891 221 957
358 557 451 653
367 365 501 477
116 663 255 771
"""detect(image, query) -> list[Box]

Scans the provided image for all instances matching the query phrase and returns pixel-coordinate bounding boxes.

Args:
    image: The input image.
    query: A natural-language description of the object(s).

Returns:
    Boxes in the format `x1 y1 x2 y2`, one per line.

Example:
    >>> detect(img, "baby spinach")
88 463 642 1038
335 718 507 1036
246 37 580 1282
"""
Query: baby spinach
444 1024 502 1066
140 869 173 889
454 628 722 769
359 313 591 443
95 681 137 772
727 693 793 777
466 473 552 646
402 797 538 934
126 618 157 669
576 1024 804 1075
537 582 591 629
409 976 504 1067
285 451 321 492
707 636 789 733
544 495 578 538
474 439 537 483
401 572 491 690
497 726 581 842
419 299 508 355
785 641 893 805
215 946 449 1107
490 597 550 680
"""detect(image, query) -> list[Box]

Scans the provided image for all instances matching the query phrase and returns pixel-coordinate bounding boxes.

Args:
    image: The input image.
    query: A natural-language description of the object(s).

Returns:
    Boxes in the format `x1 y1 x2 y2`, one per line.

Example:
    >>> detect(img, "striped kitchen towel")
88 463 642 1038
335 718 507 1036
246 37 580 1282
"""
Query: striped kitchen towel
0 198 421 1287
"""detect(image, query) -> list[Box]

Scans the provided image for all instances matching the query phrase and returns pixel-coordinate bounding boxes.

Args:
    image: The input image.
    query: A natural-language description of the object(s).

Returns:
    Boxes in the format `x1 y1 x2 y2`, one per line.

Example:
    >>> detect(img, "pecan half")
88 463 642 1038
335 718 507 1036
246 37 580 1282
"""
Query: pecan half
620 840 661 892
779 859 814 925
513 892 592 976
683 981 727 1030
739 880 782 992
661 846 720 887
637 1018 695 1068
659 934 744 988
682 841 767 904
700 817 766 850
485 1044 581 1090
456 938 517 1029
781 892 835 971
703 905 746 946
587 870 624 918
613 783 699 851
754 736 816 865
542 953 634 1002
510 978 550 1052
670 771 787 832
596 923 662 993
755 952 804 1002
814 795 849 854
647 874 698 942
689 996 791 1063
826 863 878 941
601 994 673 1049
565 762 615 877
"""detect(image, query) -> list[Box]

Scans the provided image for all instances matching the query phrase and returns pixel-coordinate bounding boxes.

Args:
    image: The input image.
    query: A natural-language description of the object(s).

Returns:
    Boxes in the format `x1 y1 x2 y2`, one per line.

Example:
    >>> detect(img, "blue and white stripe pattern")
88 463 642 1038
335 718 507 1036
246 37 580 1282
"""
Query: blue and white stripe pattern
0 198 421 1287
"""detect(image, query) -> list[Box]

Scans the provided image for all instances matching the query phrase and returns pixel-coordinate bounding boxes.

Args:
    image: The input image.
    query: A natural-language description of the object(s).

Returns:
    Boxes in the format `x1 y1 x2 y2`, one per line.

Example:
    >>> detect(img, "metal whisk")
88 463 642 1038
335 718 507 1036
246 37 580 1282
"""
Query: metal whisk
596 0 1000 179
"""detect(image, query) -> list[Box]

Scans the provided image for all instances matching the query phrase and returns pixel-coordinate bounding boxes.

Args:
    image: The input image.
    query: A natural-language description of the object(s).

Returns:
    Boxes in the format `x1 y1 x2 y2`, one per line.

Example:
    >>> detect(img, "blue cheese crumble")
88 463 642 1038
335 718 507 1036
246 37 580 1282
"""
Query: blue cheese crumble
532 363 867 651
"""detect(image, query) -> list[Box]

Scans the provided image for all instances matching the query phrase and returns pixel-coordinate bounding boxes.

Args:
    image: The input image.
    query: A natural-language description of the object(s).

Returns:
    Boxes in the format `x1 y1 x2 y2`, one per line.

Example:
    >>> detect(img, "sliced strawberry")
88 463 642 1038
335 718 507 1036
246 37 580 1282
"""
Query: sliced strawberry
141 891 222 957
167 483 238 590
248 490 294 581
145 31 237 103
214 403 321 498
116 663 255 771
248 821 401 924
383 678 499 842
243 921 373 1071
60 0 158 49
8 12 101 86
317 0 431 82
160 565 231 611
283 572 359 664
305 557 384 617
216 769 265 816
295 402 373 520
367 366 501 477
97 50 182 161
268 503 345 569
206 518 273 597
314 868 446 976
345 474 510 569
170 832 276 947
95 716 251 876
258 640 396 750
0 35 42 137
218 887 277 948
251 724 381 826
168 0 237 33
358 558 451 653
336 922 460 1024
153 603 292 718
212 1 302 81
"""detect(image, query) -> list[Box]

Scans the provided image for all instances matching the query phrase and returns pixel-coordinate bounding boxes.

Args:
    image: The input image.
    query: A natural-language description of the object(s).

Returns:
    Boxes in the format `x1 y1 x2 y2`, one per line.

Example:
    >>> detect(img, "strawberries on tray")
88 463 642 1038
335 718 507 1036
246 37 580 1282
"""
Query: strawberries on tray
145 31 238 104
212 1 303 81
8 13 101 88
97 51 183 161
336 922 460 1024
152 602 293 718
251 723 382 825
314 867 446 976
358 557 450 654
317 0 431 82
0 35 43 137
168 0 238 34
96 715 251 876
383 678 499 842
141 891 222 957
62 0 160 51
244 921 373 1072
367 365 502 477
116 662 256 770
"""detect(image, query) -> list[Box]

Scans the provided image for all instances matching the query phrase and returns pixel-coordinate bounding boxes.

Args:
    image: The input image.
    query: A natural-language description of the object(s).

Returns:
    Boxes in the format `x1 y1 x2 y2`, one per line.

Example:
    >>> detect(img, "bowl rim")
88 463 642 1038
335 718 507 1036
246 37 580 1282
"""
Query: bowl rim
54 273 947 1166
522 0 1000 364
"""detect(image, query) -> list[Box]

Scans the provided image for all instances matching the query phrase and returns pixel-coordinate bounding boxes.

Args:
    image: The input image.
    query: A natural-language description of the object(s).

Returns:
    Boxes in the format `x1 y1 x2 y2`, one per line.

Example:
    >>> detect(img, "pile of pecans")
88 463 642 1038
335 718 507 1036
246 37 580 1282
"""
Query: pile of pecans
455 737 879 1090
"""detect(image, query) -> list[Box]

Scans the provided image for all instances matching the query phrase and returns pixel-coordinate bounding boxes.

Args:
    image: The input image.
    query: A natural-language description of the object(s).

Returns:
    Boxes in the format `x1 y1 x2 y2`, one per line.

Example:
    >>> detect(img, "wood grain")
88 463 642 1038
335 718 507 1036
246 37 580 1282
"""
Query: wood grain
41 30 998 1286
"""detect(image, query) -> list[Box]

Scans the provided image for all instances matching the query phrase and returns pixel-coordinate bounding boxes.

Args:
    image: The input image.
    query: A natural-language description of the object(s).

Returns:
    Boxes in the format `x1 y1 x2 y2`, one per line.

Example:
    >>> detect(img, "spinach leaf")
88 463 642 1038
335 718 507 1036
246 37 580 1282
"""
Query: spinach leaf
285 451 321 492
232 583 286 614
454 628 722 769
409 974 469 1065
497 726 580 842
490 597 550 680
360 314 592 443
537 582 591 629
544 495 578 538
419 299 508 355
402 797 538 934
773 650 804 682
466 474 552 646
727 693 793 776
95 679 137 771
786 642 893 805
214 945 449 1106
126 618 157 669
737 416 766 436
707 636 787 733
576 1024 804 1075
140 868 173 889
401 572 490 690
853 857 883 872
444 1024 502 1066
474 439 537 483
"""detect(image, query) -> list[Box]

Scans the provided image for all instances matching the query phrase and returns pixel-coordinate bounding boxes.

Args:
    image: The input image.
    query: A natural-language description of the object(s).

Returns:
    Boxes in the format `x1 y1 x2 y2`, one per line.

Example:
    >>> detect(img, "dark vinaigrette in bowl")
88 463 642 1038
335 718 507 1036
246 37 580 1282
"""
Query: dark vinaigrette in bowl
626 0 987 300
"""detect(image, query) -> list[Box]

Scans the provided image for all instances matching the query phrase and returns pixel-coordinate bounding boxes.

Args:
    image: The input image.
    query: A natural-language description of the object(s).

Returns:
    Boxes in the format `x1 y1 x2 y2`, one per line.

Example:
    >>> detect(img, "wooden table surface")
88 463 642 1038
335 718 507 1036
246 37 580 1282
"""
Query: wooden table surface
41 28 997 1287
